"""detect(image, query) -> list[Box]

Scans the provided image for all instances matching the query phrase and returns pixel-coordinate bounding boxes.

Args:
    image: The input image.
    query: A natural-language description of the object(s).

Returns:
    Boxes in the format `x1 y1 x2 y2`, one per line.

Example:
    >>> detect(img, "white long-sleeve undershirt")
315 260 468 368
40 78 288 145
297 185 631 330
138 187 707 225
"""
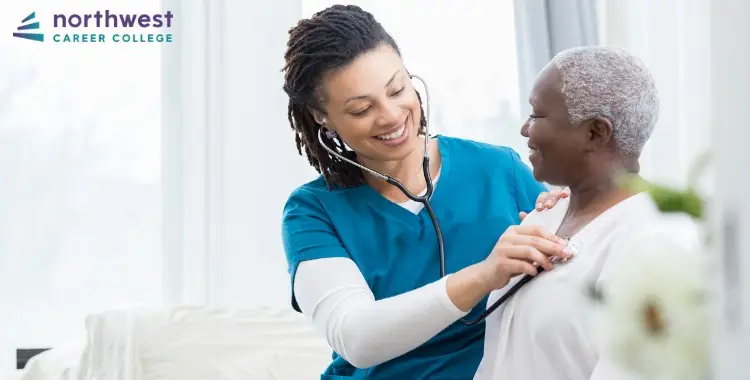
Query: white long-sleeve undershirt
293 257 468 369
293 169 476 368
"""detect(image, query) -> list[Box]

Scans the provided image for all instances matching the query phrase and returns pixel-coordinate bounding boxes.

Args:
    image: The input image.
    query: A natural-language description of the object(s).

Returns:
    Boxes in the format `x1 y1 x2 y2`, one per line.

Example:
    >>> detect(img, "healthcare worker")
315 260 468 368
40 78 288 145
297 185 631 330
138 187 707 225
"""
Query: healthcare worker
280 5 569 379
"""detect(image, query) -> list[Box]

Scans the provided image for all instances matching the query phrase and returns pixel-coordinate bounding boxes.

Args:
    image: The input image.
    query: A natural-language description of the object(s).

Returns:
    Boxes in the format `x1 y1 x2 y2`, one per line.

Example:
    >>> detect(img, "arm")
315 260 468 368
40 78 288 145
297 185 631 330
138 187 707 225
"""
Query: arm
294 257 489 368
283 188 494 368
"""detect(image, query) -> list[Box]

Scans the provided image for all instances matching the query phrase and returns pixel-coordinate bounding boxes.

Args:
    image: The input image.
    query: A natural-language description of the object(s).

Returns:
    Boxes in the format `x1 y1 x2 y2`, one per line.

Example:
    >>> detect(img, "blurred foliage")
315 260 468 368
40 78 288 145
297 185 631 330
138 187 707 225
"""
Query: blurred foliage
618 175 704 219
617 151 711 221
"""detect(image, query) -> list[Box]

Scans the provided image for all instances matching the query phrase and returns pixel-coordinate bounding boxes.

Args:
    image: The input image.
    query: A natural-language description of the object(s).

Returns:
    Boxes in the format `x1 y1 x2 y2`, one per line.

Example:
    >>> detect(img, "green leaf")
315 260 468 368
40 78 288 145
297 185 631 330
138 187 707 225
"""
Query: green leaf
617 174 704 219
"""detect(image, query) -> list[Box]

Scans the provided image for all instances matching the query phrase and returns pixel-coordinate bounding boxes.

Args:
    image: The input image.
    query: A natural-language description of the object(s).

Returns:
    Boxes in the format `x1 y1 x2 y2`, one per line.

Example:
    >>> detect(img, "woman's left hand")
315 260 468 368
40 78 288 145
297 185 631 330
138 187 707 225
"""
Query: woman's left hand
519 187 570 220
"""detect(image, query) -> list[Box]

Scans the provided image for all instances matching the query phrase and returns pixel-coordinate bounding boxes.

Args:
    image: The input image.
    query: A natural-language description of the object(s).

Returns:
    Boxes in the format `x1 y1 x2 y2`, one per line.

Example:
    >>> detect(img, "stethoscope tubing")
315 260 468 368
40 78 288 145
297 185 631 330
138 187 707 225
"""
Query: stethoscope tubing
314 73 529 326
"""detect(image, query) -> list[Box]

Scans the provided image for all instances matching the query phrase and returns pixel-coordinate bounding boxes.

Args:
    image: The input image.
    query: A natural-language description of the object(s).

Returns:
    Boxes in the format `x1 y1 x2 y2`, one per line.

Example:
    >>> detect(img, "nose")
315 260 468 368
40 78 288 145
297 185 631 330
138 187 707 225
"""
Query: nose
520 119 530 137
377 100 402 126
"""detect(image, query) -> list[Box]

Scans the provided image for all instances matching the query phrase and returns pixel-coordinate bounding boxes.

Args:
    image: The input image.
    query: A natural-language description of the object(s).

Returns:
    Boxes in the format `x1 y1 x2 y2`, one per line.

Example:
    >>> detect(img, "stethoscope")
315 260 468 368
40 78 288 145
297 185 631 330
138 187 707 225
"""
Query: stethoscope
316 74 559 325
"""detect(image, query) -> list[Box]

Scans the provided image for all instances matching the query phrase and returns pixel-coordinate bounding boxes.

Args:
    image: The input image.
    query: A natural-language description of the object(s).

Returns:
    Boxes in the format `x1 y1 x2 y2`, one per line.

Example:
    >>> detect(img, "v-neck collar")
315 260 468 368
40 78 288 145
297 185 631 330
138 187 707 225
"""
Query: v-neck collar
354 135 452 226
549 192 653 253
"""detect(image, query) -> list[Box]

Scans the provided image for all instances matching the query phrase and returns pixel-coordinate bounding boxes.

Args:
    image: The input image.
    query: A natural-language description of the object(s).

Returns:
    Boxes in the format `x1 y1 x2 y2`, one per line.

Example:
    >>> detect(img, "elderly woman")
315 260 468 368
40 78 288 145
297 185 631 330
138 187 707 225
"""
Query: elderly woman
473 46 694 380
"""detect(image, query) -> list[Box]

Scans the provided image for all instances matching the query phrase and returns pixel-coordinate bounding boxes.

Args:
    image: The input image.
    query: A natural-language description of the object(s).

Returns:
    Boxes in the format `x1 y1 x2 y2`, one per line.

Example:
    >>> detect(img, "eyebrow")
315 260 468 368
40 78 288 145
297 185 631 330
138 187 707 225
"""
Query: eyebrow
345 69 401 104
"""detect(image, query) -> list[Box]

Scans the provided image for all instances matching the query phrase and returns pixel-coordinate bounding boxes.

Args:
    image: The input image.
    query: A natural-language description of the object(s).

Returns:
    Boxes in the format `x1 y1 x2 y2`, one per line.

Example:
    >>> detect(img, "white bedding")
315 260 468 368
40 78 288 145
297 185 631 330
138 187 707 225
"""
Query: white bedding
0 371 21 380
18 347 81 380
8 306 331 380
77 305 331 380
0 346 82 380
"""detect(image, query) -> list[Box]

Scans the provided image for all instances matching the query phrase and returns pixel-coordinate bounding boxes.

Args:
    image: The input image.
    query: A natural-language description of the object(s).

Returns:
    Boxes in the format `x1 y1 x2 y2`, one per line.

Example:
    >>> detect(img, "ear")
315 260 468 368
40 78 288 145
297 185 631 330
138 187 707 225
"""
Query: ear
588 116 614 150
308 107 328 126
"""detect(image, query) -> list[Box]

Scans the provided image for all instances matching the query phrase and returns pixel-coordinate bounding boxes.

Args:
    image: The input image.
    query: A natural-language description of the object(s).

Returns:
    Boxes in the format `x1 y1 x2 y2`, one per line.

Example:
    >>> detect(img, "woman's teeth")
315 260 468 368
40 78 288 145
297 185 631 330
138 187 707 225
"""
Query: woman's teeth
376 125 405 140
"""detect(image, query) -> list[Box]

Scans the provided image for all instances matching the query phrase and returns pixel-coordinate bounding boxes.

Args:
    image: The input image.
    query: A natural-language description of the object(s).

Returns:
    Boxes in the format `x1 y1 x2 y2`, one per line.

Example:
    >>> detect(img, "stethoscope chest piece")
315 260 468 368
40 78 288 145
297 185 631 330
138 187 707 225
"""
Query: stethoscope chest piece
551 238 584 265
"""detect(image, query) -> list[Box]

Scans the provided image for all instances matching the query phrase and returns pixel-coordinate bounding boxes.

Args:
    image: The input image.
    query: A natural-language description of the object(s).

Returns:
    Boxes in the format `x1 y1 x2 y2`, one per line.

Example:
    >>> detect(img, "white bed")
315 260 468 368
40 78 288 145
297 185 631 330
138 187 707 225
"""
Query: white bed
4 306 331 380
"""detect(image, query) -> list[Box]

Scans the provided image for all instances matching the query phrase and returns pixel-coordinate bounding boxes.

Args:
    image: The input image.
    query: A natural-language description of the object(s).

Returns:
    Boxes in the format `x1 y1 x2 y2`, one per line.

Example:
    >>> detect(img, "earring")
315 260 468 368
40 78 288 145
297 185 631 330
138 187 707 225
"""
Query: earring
320 118 337 139
325 129 337 139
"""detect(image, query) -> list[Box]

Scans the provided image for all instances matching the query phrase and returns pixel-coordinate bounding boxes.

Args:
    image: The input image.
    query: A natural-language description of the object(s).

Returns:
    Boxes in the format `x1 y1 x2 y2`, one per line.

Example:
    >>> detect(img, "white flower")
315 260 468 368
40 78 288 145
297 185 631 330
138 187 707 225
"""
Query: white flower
594 230 710 380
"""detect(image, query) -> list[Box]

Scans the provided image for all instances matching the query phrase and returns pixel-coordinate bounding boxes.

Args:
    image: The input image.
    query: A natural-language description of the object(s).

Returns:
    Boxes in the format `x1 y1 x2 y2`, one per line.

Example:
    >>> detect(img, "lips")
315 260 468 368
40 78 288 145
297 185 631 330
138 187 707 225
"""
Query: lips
375 123 406 140
373 116 409 140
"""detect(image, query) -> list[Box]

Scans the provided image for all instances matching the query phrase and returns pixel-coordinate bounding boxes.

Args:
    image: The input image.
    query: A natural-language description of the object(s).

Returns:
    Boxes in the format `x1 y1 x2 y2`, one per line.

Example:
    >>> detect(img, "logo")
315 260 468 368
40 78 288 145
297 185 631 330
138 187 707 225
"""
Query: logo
13 12 44 42
10 10 174 44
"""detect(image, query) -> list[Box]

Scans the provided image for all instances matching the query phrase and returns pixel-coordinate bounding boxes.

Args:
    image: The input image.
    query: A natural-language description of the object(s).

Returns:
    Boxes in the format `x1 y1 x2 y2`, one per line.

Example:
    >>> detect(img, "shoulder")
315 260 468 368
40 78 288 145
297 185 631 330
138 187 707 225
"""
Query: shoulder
282 176 335 219
283 176 325 210
285 175 328 200
520 196 570 227
439 135 522 162
438 135 544 210
282 175 363 222
438 135 526 176
621 192 701 242
601 193 704 278
284 174 358 203
629 209 704 252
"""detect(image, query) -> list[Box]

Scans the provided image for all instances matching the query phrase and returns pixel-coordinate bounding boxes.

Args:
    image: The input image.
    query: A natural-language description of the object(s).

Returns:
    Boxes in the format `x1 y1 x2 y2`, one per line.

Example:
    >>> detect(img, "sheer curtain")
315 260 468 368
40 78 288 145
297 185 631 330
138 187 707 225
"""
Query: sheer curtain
513 0 600 118
599 1 750 377
598 0 712 190
161 0 313 308
709 2 750 379
0 0 162 372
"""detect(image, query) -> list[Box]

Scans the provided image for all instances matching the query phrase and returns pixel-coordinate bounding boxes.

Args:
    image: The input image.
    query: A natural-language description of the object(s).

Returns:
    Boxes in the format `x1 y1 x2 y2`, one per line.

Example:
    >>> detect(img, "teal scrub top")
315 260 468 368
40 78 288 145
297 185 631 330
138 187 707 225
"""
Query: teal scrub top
281 135 547 379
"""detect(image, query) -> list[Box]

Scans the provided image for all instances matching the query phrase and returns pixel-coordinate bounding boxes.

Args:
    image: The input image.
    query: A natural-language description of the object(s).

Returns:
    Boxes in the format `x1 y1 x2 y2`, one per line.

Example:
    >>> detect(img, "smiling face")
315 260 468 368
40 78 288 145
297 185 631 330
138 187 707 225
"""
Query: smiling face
313 44 423 164
520 63 592 186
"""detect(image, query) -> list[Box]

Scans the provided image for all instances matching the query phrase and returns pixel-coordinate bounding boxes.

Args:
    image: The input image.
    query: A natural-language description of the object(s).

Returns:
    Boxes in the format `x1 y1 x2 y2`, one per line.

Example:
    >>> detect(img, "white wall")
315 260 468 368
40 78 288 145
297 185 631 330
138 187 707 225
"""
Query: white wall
708 1 750 378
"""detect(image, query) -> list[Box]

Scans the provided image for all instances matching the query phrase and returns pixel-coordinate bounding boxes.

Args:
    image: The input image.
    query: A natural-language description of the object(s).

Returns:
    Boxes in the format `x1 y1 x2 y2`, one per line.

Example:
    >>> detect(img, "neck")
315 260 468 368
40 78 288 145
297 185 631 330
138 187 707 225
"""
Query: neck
567 166 637 216
359 136 437 198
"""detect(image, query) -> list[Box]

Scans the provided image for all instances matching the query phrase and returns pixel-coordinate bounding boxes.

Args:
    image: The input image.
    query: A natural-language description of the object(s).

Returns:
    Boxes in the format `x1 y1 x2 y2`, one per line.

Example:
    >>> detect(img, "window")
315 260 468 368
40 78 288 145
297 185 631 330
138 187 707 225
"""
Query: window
301 1 527 154
0 0 162 367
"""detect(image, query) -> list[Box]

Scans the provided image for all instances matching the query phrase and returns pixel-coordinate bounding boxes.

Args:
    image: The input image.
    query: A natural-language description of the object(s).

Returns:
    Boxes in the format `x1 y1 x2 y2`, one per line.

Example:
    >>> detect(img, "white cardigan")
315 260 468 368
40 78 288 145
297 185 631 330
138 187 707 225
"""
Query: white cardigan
474 192 700 380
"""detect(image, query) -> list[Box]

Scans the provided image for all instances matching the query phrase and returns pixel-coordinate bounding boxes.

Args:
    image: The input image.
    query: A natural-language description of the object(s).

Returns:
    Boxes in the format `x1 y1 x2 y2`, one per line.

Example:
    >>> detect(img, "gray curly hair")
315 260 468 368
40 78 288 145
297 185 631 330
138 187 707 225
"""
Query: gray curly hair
551 46 659 157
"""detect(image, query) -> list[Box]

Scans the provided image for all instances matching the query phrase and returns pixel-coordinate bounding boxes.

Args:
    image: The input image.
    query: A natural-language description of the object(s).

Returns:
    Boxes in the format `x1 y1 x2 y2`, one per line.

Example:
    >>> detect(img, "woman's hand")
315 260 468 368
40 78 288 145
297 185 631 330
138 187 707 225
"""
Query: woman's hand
445 224 571 312
479 225 573 290
519 187 571 220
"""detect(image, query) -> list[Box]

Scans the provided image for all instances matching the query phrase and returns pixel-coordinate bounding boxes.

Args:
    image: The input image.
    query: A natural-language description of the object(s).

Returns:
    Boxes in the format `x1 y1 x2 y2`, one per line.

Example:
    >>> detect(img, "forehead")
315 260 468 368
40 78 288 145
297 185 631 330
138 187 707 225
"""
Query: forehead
529 63 564 108
321 44 405 103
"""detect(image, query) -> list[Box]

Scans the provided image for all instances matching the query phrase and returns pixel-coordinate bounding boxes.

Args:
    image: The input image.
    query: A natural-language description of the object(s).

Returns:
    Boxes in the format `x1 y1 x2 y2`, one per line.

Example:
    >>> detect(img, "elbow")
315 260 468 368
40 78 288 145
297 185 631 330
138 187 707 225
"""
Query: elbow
329 322 386 369
337 342 381 369
342 356 374 369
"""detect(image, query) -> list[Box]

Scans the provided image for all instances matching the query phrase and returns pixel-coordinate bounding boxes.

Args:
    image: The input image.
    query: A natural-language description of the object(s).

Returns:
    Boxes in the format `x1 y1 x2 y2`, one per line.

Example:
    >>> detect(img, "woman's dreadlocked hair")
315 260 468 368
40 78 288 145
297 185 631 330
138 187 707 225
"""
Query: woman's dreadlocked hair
282 5 427 189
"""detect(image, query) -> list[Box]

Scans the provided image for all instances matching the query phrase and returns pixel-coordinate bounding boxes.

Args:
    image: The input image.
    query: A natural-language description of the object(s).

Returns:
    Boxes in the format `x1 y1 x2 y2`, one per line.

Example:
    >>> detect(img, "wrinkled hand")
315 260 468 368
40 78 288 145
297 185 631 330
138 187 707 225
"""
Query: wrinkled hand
519 187 571 220
480 225 573 290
